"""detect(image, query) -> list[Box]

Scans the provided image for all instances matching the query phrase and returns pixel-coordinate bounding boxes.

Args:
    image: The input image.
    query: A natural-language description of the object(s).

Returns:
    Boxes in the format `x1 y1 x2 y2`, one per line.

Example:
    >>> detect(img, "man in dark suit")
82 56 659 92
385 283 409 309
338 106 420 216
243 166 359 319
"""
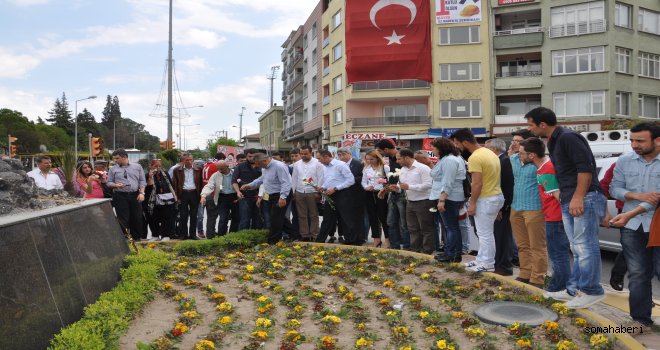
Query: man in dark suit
337 147 366 244
485 138 515 276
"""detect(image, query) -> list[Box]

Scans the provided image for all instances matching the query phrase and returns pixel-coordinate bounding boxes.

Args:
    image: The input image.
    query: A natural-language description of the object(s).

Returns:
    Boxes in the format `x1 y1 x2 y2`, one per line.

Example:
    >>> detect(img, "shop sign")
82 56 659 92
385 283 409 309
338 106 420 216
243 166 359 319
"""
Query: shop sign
344 133 386 140
498 0 533 5
436 0 482 24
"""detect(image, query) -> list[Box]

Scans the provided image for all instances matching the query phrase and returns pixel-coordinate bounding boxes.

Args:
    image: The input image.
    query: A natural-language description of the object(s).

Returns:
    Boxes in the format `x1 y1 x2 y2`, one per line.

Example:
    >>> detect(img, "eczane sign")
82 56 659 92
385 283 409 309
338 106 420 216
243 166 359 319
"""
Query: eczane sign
344 133 386 140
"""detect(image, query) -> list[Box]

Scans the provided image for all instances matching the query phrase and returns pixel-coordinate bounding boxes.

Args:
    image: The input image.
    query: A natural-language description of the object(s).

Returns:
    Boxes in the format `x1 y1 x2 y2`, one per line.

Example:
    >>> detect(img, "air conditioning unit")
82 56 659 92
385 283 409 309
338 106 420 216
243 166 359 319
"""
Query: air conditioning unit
582 130 630 142
322 129 329 140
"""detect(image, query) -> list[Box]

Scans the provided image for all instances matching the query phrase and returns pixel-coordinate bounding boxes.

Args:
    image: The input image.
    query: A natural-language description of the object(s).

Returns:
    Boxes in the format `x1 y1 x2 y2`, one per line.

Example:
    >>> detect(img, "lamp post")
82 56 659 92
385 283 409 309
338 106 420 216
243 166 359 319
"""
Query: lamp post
74 95 97 160
181 123 200 150
238 107 246 144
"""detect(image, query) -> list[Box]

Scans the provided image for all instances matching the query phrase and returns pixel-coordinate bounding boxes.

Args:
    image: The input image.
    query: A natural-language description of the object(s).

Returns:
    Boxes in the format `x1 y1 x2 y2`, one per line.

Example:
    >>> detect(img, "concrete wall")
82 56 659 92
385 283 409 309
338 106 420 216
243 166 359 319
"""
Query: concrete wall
0 199 129 350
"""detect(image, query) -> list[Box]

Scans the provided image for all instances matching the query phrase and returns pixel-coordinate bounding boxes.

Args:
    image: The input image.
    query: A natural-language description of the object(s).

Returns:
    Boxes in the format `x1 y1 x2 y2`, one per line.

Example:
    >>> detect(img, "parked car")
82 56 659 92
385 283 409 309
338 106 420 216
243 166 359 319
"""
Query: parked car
596 156 622 252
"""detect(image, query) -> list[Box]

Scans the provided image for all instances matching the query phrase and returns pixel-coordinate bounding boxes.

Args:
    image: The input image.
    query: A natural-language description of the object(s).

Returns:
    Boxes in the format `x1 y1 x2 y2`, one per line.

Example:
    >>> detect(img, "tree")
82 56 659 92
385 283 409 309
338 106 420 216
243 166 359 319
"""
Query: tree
36 117 45 125
101 95 122 128
46 92 73 134
207 136 238 154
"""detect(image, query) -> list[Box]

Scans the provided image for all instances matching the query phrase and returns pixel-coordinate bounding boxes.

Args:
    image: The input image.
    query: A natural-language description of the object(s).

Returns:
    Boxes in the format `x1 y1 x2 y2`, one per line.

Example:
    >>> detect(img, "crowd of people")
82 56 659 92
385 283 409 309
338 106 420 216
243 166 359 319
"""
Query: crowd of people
24 107 660 329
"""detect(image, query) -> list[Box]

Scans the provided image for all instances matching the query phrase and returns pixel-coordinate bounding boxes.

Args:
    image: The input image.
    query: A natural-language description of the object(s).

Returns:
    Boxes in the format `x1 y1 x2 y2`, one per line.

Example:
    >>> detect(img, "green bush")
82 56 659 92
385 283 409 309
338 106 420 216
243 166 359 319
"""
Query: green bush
49 249 170 350
174 229 269 256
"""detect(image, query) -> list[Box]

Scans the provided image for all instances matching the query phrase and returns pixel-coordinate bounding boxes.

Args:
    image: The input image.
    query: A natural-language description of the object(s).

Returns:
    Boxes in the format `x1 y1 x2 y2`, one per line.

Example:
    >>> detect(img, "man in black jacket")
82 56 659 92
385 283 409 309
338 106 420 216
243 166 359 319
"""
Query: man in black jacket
485 138 515 276
338 147 366 244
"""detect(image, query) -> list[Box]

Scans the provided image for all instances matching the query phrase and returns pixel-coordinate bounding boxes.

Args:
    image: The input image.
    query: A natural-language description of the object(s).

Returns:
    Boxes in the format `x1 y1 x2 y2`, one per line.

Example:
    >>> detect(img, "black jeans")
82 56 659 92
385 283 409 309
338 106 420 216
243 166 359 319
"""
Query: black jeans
214 193 239 237
112 191 144 240
317 190 359 244
267 193 294 244
149 204 176 238
238 197 263 230
178 191 199 238
493 208 514 274
365 191 389 239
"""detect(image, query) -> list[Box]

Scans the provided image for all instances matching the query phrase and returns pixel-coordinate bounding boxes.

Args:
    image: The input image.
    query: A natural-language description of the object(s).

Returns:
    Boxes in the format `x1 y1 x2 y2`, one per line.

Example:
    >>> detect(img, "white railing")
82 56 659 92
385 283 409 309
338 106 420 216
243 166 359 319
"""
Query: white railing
494 26 543 36
549 19 606 38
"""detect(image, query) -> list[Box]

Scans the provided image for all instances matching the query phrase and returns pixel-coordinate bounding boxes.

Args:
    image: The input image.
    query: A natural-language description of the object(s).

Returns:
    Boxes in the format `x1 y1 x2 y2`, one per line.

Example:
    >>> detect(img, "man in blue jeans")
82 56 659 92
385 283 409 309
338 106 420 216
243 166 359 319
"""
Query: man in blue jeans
526 107 605 309
520 137 573 294
610 122 660 331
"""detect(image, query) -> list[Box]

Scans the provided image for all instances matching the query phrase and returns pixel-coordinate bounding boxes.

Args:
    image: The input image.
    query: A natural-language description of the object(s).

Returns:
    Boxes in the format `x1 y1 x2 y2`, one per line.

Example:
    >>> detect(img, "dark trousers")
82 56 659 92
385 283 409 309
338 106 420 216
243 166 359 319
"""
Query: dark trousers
238 197 262 230
439 200 463 257
149 204 176 238
178 191 199 238
494 208 514 274
620 226 660 325
365 191 389 239
267 193 294 244
214 193 239 237
611 252 628 277
205 194 219 236
316 190 359 244
112 191 144 240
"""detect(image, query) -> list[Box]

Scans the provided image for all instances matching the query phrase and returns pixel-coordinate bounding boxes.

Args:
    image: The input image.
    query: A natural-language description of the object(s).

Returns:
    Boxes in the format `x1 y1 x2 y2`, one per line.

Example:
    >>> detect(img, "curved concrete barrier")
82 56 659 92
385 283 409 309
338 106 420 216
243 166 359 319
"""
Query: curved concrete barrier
0 199 129 350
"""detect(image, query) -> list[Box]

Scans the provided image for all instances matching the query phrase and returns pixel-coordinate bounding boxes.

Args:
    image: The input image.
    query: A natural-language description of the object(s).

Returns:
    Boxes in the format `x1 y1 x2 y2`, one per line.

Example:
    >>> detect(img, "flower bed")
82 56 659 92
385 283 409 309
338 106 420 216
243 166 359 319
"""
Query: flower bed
116 237 624 350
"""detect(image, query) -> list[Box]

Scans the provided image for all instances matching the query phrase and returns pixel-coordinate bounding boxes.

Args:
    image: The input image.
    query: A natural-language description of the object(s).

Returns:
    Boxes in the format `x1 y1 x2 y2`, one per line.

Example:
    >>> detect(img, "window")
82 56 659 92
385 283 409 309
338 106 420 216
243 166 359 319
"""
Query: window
639 8 660 35
498 60 542 77
616 91 631 116
311 22 318 38
332 10 342 29
440 63 480 81
552 46 604 75
439 26 480 45
497 98 541 116
384 104 428 118
616 48 631 74
311 103 317 119
303 33 308 49
332 43 342 61
303 83 308 98
550 1 605 37
639 95 660 119
440 100 481 118
303 59 308 74
639 52 660 79
614 3 632 28
312 76 317 92
303 108 309 122
332 75 343 93
312 48 317 65
333 108 342 123
552 91 605 116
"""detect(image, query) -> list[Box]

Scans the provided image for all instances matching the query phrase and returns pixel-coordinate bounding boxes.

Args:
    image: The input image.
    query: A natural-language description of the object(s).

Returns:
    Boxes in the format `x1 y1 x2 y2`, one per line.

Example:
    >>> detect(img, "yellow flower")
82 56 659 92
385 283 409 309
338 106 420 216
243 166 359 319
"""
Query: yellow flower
551 302 570 315
213 275 225 282
574 317 588 327
216 302 232 312
195 340 215 350
355 337 373 347
217 316 232 324
242 273 252 280
246 264 255 272
543 320 559 332
162 283 173 290
311 291 324 298
556 340 578 350
425 325 441 334
464 326 486 338
211 292 225 300
410 296 421 303
418 311 429 318
255 317 273 328
451 311 465 318
251 331 268 339
256 295 270 303
294 305 304 313
383 280 396 288
261 280 271 287
183 310 199 319
420 273 430 279
286 319 301 328
378 297 391 305
359 257 368 262
356 323 366 330
174 293 187 301
189 269 200 275
320 335 336 344
516 339 531 347
391 326 409 335
399 347 412 350
590 334 609 346
322 315 341 324
436 339 447 349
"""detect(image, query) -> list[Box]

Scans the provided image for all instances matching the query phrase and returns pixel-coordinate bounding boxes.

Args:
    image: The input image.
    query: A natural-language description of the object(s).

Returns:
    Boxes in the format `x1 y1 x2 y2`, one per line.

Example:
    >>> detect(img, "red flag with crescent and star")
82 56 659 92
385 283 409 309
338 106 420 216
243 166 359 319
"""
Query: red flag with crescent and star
346 0 432 84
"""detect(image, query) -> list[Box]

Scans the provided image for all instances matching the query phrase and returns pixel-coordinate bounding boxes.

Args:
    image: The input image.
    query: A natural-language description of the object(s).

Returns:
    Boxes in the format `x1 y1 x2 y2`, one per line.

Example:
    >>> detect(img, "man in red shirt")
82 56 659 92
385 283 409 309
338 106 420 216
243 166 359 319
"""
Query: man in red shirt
519 138 574 297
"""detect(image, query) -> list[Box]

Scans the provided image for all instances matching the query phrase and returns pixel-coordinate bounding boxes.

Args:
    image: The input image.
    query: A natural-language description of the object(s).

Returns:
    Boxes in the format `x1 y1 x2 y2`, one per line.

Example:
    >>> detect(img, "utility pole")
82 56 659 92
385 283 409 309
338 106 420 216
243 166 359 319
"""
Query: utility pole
239 107 246 144
267 66 280 108
167 0 174 145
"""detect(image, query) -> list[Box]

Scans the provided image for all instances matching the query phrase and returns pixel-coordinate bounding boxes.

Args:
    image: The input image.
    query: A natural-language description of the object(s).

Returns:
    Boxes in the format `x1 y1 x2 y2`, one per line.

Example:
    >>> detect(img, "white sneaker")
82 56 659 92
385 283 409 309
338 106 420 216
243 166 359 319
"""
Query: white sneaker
463 261 478 268
466 264 495 273
543 290 574 301
161 237 171 242
564 292 605 309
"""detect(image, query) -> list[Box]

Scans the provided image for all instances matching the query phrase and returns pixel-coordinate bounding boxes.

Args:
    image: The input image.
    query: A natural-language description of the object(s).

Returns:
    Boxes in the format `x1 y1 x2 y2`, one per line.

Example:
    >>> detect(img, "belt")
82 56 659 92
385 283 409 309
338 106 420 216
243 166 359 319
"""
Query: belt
115 191 138 195
182 189 197 192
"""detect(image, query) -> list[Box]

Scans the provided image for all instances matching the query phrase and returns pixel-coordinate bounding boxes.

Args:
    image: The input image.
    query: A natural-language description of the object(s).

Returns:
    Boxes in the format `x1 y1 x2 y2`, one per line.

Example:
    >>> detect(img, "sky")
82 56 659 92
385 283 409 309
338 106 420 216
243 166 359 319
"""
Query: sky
0 0 318 149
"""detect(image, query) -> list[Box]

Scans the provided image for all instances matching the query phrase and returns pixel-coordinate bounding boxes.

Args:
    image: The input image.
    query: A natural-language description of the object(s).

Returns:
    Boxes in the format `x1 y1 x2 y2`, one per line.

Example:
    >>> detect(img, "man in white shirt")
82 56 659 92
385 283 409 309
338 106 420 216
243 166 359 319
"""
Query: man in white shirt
291 145 324 241
396 148 434 254
27 156 63 191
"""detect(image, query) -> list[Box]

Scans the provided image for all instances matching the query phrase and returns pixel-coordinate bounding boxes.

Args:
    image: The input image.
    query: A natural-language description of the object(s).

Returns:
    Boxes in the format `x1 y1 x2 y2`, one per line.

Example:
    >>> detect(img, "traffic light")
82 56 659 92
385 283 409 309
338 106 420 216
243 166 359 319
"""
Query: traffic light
160 140 168 150
8 135 17 157
10 144 16 157
169 140 176 149
91 137 103 157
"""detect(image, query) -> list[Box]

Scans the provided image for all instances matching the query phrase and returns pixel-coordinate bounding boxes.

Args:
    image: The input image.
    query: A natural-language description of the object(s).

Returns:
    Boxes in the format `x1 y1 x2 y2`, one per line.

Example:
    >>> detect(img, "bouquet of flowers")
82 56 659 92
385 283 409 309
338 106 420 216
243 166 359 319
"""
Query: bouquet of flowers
301 177 335 209
386 168 402 184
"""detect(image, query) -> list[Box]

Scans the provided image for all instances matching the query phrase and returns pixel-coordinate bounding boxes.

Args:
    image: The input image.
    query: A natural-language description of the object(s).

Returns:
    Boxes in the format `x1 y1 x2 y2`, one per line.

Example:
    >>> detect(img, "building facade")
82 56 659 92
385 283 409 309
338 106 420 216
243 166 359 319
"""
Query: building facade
273 0 660 149
258 106 289 153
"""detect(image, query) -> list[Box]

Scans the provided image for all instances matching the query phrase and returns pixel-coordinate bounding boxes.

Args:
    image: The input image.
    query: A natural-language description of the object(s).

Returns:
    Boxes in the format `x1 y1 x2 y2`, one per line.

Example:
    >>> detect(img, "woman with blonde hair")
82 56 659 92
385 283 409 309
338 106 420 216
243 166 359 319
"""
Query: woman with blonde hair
74 160 104 199
362 150 390 248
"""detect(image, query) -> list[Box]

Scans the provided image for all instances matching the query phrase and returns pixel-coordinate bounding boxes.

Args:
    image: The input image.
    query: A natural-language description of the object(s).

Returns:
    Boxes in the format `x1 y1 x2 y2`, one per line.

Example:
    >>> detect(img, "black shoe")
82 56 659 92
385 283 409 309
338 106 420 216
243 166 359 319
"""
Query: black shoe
435 254 462 263
327 237 336 243
494 268 513 276
468 250 478 256
512 258 520 267
610 274 624 291
338 237 345 244
515 277 530 284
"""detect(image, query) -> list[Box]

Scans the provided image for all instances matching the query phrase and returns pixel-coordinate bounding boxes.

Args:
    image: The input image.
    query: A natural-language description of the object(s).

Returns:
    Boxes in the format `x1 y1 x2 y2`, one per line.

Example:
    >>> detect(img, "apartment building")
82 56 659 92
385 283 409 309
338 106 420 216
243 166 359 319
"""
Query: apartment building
491 0 660 136
258 106 289 153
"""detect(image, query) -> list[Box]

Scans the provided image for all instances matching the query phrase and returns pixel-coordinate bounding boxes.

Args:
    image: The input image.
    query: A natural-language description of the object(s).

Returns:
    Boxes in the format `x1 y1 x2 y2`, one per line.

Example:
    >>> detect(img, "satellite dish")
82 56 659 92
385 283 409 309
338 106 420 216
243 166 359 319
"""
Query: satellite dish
39 145 48 153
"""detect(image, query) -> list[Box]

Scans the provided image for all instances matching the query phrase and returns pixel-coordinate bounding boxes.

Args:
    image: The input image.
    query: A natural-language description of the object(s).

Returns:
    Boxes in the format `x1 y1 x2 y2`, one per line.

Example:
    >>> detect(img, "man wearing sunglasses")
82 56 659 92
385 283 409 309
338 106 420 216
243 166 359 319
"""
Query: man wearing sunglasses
107 149 147 240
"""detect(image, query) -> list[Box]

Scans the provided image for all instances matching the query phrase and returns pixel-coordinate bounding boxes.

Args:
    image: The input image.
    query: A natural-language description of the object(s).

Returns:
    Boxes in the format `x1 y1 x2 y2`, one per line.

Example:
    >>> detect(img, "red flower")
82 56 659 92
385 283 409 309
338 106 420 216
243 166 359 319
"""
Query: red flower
171 328 183 337
308 177 313 182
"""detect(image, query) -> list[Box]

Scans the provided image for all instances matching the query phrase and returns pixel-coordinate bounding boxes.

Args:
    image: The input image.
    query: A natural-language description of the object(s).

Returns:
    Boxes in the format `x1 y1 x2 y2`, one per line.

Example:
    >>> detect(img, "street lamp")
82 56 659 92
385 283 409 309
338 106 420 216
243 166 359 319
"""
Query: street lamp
238 107 246 144
75 95 97 160
231 125 247 146
181 123 200 150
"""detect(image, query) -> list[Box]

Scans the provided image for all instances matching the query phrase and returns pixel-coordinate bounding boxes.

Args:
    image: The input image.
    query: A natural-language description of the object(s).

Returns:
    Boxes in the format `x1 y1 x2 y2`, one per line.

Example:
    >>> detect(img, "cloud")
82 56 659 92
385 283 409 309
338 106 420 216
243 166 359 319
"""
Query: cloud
0 49 40 78
98 73 160 85
6 0 49 6
179 57 209 71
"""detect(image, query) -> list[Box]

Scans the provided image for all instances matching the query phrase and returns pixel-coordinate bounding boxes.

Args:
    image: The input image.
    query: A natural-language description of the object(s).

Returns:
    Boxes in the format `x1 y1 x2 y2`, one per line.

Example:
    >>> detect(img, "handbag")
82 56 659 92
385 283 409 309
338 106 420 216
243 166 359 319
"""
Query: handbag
156 192 175 206
462 165 472 200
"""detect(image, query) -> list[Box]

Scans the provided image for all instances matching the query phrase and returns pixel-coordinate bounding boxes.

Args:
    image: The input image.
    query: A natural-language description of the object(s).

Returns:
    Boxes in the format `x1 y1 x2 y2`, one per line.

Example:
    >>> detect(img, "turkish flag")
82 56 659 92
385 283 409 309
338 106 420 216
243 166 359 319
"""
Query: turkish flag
346 0 432 84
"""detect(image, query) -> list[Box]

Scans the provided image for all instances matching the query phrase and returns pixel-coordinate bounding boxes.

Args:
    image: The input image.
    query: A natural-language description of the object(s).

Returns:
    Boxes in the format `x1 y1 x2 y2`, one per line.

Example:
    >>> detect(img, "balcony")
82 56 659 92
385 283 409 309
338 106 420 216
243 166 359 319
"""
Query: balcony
285 122 304 136
352 115 430 127
322 95 330 106
495 72 543 90
352 79 430 91
292 97 303 110
549 19 606 38
322 36 330 48
323 66 330 77
287 75 303 93
493 28 544 49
